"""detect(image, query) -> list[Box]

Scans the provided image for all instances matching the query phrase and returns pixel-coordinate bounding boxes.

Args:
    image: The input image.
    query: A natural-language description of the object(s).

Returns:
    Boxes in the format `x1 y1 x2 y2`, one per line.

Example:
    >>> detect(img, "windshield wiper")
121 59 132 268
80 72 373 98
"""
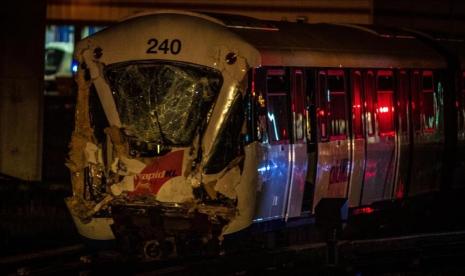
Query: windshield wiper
151 107 168 145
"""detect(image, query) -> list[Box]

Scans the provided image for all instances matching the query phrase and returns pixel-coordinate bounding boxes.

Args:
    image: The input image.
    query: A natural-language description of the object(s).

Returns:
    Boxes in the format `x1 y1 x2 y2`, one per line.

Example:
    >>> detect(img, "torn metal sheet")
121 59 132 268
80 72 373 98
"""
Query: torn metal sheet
84 142 99 164
65 68 95 198
119 156 146 175
214 166 241 199
104 126 128 158
110 175 136 196
223 142 262 235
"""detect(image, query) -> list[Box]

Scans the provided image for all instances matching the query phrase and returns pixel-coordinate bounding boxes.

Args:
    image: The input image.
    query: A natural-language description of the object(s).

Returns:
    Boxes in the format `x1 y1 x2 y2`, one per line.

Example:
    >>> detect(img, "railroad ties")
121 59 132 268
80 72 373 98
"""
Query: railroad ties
2 231 465 275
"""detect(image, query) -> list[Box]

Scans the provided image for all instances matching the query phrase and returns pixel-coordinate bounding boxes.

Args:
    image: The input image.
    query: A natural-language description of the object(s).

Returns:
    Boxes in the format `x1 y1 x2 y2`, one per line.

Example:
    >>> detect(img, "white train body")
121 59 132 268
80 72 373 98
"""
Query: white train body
65 10 465 255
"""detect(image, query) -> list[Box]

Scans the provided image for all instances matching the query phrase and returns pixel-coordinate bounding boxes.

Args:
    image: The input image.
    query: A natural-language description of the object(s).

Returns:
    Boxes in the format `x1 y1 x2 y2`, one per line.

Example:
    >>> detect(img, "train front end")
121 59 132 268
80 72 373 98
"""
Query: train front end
65 11 260 258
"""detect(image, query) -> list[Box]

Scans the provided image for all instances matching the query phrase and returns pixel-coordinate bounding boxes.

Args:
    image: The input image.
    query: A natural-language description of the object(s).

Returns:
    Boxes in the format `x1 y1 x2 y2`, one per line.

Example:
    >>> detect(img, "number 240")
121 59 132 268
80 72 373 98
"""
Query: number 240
146 38 182 55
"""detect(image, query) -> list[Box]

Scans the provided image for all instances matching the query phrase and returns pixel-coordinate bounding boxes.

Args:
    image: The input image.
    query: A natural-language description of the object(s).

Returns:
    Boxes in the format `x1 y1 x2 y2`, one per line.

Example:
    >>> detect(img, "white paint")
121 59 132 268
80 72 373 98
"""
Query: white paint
156 176 194 203
111 175 136 196
120 175 135 191
120 156 146 174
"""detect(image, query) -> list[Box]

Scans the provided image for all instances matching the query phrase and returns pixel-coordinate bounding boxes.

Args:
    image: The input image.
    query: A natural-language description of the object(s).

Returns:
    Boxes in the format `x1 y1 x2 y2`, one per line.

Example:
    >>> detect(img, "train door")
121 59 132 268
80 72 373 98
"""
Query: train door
301 69 317 213
312 69 351 210
285 69 308 219
361 70 396 205
393 70 411 198
347 70 365 207
254 68 292 220
409 70 443 195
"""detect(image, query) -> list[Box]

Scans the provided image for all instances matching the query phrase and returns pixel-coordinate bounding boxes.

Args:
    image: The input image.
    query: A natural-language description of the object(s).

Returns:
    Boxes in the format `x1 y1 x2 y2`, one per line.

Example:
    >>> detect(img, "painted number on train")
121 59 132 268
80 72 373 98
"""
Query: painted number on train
146 38 182 55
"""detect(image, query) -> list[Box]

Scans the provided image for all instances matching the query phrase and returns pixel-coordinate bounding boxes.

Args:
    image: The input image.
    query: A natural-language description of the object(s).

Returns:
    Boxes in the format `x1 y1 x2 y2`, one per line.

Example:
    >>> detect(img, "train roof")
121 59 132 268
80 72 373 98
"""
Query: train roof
205 12 461 69
93 11 465 70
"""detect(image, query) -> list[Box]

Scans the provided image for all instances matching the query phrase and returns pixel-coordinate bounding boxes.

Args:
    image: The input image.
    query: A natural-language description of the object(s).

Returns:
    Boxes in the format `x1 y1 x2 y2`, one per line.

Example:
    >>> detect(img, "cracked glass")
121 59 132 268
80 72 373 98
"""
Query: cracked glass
105 61 222 146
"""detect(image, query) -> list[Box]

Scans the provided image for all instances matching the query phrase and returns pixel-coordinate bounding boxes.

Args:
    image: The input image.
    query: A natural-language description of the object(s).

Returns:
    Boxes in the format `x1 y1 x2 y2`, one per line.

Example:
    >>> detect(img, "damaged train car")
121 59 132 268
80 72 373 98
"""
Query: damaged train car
66 10 465 259
67 11 262 258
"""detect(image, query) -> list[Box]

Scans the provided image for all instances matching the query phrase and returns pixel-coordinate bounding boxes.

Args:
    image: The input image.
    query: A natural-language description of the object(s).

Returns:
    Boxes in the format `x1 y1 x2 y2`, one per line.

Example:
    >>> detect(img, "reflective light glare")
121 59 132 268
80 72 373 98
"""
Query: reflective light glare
257 162 278 173
71 59 79 74
379 106 389 113
267 112 280 140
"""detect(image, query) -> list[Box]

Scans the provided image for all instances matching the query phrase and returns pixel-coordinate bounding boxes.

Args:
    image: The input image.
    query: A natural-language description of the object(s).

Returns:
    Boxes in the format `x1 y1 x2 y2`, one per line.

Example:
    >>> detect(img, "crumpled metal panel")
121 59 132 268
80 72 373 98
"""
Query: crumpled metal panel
105 63 222 145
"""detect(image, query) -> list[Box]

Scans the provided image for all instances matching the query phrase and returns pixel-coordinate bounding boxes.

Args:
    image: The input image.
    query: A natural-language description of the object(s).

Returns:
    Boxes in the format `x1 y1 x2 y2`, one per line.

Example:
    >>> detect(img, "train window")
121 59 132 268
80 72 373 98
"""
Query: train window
352 71 363 138
327 70 347 140
377 72 393 91
376 70 395 137
421 71 436 132
251 68 269 143
422 71 434 90
398 71 409 133
204 93 244 174
411 71 421 132
306 70 317 144
245 69 256 144
267 69 288 94
105 62 222 146
266 69 290 142
364 71 375 136
317 70 348 141
317 71 329 141
293 69 305 141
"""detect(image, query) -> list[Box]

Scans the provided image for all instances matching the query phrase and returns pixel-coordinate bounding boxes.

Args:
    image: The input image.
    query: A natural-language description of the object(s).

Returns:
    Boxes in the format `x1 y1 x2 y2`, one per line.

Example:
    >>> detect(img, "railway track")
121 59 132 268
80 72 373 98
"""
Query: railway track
3 230 465 275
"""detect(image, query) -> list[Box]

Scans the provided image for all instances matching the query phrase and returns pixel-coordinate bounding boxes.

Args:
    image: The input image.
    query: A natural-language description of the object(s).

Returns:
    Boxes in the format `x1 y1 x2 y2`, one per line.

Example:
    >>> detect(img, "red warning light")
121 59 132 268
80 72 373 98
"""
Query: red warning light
352 206 375 215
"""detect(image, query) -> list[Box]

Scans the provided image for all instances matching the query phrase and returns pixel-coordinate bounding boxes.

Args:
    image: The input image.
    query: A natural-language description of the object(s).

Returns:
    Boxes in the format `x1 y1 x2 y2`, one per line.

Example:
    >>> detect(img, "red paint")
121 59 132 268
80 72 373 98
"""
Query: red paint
132 150 184 195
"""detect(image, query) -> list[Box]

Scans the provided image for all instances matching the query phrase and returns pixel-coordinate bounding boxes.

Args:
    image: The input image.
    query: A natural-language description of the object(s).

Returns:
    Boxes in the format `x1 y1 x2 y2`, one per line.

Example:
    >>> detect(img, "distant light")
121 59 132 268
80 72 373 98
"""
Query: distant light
71 59 79 74
379 106 389 113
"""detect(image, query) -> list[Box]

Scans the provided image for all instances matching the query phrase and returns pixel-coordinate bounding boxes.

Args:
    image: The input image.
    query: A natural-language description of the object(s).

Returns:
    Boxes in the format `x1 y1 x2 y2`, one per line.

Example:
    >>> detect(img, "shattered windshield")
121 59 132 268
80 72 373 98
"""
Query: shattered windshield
105 61 222 146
